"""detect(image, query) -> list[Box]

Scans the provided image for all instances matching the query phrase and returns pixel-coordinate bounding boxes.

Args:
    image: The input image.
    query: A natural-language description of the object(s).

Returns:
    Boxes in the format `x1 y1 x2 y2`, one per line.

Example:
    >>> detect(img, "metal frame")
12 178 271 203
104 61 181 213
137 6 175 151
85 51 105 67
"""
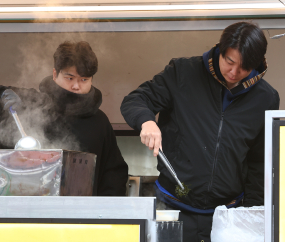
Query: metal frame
1 18 285 33
265 110 285 242
0 4 285 21
0 196 157 242
271 120 285 242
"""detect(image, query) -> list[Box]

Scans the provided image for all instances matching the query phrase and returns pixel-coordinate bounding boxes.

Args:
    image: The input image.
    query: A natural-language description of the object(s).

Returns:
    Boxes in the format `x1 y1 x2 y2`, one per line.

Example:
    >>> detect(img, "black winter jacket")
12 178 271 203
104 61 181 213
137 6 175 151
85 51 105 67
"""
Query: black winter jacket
0 76 128 196
121 55 279 209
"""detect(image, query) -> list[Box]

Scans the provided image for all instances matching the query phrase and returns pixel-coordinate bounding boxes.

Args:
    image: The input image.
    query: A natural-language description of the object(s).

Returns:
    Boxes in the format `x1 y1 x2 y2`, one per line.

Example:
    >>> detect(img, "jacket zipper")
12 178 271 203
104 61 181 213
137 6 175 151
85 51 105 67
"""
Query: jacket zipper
204 92 245 208
204 112 224 207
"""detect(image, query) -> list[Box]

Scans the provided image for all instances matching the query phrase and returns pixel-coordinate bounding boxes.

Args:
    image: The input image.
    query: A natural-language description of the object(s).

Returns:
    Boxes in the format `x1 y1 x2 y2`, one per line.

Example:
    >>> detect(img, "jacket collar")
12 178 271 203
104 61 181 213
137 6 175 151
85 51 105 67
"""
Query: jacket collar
204 44 268 95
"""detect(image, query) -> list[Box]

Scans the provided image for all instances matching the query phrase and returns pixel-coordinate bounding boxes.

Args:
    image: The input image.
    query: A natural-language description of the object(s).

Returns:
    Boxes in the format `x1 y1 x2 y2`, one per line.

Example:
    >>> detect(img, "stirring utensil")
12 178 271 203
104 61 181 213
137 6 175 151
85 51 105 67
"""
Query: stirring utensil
9 107 41 150
270 33 285 39
158 149 184 190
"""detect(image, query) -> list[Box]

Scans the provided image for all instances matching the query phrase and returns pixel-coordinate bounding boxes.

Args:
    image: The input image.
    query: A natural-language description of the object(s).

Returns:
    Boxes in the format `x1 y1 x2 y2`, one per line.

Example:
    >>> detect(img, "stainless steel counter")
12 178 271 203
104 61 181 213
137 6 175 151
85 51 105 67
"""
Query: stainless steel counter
0 196 157 242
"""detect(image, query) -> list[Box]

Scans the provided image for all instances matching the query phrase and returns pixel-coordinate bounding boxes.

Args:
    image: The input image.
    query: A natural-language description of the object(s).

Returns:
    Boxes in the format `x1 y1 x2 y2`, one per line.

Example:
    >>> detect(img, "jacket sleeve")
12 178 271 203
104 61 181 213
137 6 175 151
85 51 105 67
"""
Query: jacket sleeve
0 85 11 111
120 59 177 130
97 121 129 196
0 85 52 149
243 128 265 206
0 85 52 112
0 85 31 149
243 92 280 207
0 88 10 148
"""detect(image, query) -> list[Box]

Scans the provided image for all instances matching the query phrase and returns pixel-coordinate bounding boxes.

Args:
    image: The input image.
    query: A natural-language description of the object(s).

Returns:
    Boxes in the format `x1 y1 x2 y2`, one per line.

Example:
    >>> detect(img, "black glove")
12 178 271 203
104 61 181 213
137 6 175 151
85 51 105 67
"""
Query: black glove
1 89 23 111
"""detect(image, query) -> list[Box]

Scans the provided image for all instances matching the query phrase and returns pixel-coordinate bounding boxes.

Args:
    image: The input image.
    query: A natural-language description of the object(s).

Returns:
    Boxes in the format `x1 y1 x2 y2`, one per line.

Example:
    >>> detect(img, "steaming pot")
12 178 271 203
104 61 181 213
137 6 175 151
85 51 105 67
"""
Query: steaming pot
0 149 96 196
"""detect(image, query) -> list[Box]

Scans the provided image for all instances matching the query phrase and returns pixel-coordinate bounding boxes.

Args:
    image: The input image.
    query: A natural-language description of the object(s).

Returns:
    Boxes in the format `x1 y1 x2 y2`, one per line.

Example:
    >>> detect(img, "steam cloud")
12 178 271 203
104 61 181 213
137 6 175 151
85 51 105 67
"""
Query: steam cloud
0 99 81 151
0 31 94 151
0 16 121 151
156 199 168 210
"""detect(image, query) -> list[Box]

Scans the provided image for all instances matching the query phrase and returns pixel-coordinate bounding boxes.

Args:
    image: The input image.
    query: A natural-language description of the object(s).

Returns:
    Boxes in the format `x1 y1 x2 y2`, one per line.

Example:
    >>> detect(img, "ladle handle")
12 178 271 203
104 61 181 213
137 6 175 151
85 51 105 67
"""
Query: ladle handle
9 107 27 138
158 149 184 190
270 33 285 39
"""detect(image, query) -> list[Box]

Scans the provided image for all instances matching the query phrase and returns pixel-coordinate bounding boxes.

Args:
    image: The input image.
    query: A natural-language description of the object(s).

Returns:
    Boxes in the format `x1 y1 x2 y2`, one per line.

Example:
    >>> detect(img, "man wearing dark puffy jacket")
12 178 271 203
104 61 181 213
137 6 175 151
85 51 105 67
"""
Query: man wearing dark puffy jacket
0 41 128 196
121 21 280 241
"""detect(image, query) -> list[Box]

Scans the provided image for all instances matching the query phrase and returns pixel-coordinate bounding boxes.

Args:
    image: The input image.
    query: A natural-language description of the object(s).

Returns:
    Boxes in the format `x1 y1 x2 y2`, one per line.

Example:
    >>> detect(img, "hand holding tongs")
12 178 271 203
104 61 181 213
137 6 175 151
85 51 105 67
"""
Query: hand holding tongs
158 149 184 190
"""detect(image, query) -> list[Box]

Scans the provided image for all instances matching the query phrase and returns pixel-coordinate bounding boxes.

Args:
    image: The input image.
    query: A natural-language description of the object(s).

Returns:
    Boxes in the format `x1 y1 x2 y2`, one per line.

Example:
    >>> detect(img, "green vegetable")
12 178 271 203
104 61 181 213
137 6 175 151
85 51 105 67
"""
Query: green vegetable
175 182 190 198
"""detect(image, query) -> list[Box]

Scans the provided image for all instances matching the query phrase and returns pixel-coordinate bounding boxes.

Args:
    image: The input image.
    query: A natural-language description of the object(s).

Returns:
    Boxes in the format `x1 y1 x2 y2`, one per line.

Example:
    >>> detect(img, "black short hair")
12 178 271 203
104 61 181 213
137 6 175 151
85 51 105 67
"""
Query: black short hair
53 41 98 77
219 21 267 71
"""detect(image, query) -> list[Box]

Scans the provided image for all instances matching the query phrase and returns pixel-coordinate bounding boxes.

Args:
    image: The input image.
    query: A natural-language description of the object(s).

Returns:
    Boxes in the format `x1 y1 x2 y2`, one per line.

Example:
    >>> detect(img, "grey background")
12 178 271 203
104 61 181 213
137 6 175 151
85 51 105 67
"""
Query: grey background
0 29 284 123
0 27 284 176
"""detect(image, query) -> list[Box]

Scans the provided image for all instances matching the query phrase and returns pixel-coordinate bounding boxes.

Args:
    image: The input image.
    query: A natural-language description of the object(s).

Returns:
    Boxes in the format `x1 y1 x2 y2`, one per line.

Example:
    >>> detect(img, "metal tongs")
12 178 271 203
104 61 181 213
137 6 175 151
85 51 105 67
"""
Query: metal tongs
158 149 184 190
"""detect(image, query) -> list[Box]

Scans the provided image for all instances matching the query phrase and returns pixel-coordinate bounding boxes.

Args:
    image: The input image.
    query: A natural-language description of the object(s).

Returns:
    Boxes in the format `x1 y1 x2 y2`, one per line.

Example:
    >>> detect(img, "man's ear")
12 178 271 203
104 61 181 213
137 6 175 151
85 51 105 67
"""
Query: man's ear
53 68 58 81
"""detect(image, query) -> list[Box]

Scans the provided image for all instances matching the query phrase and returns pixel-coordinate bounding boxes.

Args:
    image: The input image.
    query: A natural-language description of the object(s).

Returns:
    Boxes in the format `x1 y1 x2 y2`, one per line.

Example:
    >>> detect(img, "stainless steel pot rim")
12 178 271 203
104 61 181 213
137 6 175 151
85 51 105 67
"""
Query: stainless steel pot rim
0 178 7 188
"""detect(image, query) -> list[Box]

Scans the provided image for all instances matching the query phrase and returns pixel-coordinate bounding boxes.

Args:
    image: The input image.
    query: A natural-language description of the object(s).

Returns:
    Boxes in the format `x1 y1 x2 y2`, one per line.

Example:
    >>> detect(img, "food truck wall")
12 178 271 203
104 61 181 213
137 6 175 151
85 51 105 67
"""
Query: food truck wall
0 1 284 176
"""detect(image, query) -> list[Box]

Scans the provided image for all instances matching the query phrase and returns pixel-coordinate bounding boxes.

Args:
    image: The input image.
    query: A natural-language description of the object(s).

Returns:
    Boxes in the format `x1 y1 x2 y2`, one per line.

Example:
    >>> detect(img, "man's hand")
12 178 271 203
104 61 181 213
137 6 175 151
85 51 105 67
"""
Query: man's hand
1 89 22 111
140 120 162 156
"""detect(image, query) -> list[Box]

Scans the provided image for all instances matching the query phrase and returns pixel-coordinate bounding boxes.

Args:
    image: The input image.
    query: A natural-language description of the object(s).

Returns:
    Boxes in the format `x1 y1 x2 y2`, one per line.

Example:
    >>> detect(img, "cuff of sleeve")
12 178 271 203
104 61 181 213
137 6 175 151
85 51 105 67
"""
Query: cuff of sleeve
0 86 8 109
0 86 8 98
136 114 156 130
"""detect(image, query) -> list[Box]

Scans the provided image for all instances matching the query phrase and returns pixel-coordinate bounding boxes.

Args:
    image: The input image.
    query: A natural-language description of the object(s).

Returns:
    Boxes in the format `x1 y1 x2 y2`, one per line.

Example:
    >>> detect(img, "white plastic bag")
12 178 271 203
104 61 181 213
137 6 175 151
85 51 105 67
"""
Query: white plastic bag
211 205 264 242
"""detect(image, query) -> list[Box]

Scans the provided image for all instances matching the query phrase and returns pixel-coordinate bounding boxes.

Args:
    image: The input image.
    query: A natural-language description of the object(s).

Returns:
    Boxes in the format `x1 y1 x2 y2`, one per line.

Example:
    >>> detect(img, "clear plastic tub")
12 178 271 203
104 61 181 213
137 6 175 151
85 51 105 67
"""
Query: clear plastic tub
0 149 97 196
156 221 183 242
211 205 264 242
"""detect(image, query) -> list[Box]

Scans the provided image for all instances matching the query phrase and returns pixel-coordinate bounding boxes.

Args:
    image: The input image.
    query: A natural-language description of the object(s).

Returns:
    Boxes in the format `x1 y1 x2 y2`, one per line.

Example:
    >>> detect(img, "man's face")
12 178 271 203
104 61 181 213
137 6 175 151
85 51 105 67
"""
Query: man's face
219 48 252 89
53 66 92 94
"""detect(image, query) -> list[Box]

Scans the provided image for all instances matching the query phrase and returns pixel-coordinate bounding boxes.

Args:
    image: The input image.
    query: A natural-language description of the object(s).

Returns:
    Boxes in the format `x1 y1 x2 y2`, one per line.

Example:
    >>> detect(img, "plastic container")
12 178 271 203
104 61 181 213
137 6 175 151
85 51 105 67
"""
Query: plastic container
211 205 264 242
156 210 180 221
0 149 97 196
156 221 183 242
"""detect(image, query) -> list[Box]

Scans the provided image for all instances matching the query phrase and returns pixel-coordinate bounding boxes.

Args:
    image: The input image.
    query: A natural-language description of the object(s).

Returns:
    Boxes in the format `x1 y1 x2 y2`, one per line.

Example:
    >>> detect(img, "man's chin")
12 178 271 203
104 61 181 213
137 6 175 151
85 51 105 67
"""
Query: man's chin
226 77 237 82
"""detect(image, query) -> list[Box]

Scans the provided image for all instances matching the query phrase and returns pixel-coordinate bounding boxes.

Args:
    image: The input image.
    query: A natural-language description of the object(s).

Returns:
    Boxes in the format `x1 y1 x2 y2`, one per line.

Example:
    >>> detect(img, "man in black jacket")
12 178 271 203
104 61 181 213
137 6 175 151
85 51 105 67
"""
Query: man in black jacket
121 22 280 241
1 41 128 196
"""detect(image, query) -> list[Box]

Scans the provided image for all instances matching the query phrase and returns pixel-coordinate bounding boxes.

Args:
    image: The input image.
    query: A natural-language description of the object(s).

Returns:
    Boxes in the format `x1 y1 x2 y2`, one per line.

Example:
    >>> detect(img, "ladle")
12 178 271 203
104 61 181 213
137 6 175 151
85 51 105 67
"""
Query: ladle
9 107 41 150
270 33 285 39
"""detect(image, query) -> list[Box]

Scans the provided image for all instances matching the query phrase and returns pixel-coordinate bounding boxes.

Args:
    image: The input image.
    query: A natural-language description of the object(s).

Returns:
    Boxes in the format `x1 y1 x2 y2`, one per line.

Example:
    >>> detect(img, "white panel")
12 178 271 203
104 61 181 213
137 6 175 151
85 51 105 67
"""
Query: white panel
116 137 158 176
0 2 284 22
265 111 285 242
